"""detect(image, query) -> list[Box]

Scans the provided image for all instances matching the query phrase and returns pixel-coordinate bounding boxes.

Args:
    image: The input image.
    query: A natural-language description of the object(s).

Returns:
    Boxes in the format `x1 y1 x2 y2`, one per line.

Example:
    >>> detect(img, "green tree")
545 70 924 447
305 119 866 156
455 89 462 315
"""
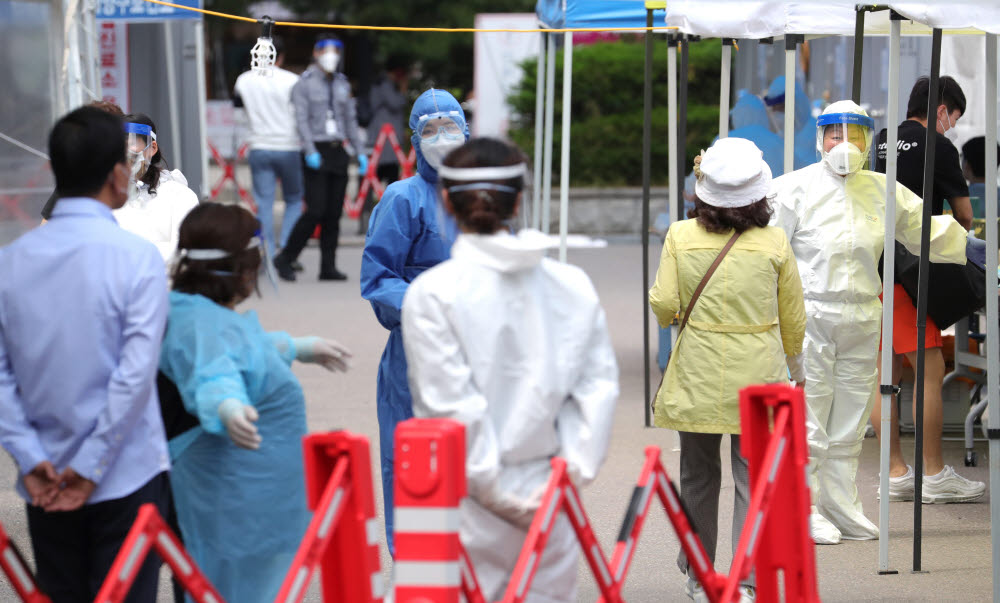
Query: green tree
507 37 722 186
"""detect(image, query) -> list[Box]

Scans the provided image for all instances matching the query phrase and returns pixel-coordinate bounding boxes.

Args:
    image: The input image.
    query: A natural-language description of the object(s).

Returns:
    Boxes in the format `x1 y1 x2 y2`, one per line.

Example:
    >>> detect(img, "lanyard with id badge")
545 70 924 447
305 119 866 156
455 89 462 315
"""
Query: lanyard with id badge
324 79 339 138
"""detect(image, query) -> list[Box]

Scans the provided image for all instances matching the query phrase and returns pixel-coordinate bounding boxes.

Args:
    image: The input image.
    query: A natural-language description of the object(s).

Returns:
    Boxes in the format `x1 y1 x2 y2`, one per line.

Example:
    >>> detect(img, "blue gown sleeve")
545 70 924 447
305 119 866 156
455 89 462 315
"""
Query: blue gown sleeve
161 320 252 436
360 183 416 330
266 331 297 366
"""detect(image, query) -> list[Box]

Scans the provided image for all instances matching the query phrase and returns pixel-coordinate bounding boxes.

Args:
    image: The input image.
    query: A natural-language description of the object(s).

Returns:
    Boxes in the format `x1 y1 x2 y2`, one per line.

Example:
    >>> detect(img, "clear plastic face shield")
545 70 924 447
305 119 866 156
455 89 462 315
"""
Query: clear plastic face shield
438 163 528 234
175 231 279 296
817 113 874 176
314 39 342 73
418 112 465 171
125 122 155 199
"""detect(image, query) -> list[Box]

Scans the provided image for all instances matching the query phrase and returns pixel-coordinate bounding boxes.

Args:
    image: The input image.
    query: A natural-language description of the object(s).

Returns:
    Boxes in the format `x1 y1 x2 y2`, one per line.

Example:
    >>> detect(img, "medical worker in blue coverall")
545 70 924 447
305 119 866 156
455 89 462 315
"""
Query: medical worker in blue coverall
728 89 785 177
360 88 468 552
160 203 352 602
764 76 817 170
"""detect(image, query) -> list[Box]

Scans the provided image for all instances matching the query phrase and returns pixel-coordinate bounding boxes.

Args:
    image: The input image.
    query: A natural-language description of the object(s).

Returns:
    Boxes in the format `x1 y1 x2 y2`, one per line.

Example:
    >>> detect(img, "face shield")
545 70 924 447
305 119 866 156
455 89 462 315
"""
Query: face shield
125 122 156 199
817 112 874 176
176 231 279 295
417 113 465 171
315 39 342 73
438 163 527 233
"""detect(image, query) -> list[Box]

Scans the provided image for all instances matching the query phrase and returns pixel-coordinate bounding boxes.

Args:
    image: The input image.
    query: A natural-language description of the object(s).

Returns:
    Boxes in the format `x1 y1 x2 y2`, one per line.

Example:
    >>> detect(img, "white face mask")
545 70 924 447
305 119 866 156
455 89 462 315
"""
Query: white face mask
823 142 866 176
126 152 147 202
317 51 339 73
939 112 959 143
421 137 465 171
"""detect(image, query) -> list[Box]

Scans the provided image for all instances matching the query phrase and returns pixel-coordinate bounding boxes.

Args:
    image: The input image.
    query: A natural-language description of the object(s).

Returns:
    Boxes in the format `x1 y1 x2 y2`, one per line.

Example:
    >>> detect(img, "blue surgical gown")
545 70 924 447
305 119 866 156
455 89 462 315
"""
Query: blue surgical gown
360 174 456 552
159 291 309 603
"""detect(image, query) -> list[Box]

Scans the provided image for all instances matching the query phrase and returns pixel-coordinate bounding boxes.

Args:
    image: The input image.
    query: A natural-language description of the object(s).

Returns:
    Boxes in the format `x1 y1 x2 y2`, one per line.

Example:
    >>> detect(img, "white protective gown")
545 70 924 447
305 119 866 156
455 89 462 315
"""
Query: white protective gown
402 230 619 603
770 161 967 540
114 169 199 263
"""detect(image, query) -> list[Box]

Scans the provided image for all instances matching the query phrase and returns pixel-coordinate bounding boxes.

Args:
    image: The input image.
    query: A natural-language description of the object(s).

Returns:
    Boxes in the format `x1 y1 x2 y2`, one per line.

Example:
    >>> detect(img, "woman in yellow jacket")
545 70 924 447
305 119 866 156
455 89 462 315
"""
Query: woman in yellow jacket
649 137 806 603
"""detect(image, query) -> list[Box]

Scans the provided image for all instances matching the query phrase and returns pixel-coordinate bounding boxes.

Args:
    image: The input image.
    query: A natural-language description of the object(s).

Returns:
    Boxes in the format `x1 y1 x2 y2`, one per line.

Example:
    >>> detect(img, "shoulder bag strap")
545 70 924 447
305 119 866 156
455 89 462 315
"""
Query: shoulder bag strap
678 230 742 333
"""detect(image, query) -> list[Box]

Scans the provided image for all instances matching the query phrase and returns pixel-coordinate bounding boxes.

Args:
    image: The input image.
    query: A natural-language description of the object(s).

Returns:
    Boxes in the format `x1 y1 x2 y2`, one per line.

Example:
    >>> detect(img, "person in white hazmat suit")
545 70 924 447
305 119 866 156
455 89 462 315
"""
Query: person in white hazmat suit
770 100 968 544
401 138 618 602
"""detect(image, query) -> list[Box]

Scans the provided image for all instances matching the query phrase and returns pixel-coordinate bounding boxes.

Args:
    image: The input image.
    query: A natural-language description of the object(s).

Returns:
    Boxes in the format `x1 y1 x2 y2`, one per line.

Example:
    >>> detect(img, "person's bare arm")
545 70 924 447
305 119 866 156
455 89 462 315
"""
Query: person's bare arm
949 196 973 230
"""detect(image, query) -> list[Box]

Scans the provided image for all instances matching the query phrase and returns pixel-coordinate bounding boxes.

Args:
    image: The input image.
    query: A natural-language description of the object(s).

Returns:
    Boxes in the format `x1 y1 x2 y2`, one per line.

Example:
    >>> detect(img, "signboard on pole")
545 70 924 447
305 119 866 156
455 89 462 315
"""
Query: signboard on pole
97 0 202 21
98 21 129 112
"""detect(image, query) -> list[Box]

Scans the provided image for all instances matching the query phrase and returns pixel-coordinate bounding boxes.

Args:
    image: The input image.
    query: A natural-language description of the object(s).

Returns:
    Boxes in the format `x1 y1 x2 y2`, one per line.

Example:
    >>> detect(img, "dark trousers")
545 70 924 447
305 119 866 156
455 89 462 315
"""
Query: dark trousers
676 432 753 587
282 142 349 273
26 472 170 603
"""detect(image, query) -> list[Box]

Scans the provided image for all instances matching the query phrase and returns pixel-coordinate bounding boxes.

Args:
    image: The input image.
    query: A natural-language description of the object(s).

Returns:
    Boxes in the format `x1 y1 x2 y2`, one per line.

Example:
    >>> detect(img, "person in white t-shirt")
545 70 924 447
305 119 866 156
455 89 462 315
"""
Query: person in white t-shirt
234 35 304 258
118 113 199 264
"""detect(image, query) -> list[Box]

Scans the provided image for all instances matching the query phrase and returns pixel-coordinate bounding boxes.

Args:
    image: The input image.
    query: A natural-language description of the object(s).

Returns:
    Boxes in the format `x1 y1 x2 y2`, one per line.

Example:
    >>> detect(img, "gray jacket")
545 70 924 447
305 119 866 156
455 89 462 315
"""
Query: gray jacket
291 65 363 157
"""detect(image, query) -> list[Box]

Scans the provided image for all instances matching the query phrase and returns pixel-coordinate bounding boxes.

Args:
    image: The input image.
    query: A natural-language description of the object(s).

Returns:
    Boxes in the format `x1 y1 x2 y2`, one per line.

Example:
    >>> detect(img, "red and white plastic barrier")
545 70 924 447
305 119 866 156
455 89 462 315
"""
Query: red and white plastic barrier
88 430 382 603
396 383 818 603
0 520 50 603
93 504 223 603
393 419 467 602
343 123 415 219
276 430 385 603
207 141 254 209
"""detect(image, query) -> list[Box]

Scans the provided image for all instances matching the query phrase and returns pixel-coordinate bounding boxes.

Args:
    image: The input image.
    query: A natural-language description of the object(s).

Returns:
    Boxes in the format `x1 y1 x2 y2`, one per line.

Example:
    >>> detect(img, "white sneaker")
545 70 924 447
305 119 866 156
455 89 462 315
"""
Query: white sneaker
739 585 756 602
809 512 841 545
877 465 915 502
922 465 986 503
685 577 709 603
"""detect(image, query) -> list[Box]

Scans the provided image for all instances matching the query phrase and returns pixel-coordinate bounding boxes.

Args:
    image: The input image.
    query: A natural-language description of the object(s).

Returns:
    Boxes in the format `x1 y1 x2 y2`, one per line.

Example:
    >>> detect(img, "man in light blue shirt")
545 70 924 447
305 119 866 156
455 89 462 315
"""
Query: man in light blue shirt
0 106 170 602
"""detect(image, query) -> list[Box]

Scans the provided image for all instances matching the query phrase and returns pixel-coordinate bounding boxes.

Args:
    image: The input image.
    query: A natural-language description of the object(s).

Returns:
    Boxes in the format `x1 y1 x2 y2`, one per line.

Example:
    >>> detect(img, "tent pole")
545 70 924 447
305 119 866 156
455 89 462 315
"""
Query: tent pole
677 36 689 222
783 36 799 175
667 36 678 227
195 20 210 198
852 7 865 104
719 39 733 139
542 32 556 235
878 14 902 576
533 32 547 231
558 31 573 263
642 8 654 427
913 27 943 574
164 21 183 172
983 32 1000 602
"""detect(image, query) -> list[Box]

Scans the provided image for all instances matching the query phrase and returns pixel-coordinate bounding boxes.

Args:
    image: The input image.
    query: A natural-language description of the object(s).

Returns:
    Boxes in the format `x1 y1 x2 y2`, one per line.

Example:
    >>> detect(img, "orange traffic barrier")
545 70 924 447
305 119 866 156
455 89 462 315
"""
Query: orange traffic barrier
275 430 385 603
344 123 415 220
0 520 50 603
208 141 254 209
92 504 223 603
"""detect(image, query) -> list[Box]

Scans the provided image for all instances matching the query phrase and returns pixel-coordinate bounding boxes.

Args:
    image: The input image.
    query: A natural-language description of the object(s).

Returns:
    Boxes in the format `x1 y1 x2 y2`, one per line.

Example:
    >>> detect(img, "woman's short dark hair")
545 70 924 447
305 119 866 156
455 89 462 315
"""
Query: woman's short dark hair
687 196 773 234
439 138 526 234
172 203 261 305
123 113 167 195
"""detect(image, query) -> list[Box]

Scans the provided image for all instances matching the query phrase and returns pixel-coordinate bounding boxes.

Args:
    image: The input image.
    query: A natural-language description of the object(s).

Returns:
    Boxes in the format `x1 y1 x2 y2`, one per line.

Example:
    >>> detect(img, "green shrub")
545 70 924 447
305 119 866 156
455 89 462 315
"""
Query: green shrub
507 37 723 186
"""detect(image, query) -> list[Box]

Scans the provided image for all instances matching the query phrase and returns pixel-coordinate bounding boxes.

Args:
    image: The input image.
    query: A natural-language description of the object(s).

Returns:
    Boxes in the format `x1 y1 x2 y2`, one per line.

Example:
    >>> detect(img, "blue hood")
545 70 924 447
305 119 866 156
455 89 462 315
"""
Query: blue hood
730 90 770 130
764 76 812 132
409 88 469 183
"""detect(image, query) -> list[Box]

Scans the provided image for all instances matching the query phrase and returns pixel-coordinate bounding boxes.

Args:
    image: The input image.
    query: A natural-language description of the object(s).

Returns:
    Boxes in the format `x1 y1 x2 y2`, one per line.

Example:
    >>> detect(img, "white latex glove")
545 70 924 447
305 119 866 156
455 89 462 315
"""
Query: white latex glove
479 482 549 530
786 352 806 387
293 336 353 372
218 399 261 450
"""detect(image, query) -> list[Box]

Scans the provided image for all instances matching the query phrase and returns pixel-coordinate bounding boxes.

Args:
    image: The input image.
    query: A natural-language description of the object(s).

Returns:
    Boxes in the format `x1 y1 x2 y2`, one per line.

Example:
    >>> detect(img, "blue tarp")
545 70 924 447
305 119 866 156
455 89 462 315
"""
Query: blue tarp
536 0 663 30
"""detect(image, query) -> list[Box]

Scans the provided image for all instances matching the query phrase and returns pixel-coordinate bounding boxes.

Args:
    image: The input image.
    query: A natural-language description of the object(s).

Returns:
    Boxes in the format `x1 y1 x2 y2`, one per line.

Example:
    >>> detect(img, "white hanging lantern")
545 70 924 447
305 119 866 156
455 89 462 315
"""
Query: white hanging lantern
250 16 276 77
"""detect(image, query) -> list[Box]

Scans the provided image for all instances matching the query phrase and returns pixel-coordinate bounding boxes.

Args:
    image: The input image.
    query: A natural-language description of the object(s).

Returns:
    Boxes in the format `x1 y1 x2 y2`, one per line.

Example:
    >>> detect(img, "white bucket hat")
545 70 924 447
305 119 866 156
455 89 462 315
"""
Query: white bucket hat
694 137 773 209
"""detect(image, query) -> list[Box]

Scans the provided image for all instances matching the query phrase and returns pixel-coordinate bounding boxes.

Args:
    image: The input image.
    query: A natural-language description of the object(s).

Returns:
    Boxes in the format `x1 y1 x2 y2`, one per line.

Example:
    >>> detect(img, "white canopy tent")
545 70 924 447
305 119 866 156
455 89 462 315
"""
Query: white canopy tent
665 0 1000 587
